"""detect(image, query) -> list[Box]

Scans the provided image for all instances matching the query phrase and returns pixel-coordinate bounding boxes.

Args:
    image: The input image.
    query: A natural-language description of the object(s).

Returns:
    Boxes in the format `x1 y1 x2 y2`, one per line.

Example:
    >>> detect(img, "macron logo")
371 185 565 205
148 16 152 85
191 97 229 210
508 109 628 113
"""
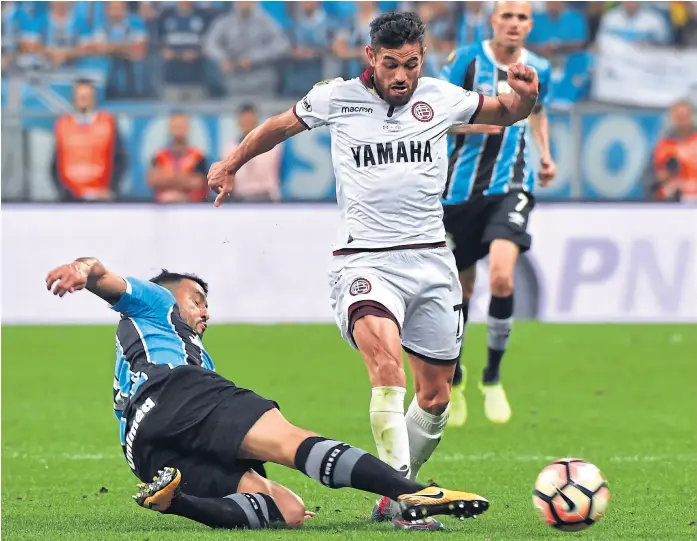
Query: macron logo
341 106 373 114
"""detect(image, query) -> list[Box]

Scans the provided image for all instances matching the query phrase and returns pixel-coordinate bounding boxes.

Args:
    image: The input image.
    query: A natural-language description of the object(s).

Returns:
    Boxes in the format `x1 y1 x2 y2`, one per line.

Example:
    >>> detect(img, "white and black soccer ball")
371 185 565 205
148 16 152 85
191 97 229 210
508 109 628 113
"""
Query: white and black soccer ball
532 458 610 532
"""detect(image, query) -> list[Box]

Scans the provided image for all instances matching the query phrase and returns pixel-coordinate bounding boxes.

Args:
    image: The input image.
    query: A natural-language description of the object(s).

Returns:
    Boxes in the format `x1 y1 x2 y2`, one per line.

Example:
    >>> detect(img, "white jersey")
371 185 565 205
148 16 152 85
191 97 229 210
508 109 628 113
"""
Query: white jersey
294 73 483 252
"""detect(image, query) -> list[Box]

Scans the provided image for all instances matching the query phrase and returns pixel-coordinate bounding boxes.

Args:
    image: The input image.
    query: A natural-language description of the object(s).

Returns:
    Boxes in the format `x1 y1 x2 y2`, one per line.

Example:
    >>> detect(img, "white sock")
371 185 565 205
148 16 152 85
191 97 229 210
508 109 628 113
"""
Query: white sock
405 396 450 481
369 386 411 479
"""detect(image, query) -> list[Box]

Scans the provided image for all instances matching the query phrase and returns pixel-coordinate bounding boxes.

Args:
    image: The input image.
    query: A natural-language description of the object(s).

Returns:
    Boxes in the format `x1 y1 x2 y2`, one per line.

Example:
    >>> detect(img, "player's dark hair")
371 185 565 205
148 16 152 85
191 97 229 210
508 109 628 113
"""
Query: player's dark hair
369 11 425 51
74 78 95 89
150 269 209 295
238 103 257 115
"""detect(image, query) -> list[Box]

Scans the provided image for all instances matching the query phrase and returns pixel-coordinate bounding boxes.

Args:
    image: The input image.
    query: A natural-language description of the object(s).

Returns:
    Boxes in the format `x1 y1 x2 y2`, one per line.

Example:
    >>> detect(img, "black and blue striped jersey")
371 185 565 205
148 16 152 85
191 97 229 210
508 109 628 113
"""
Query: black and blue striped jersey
440 40 551 204
111 278 215 445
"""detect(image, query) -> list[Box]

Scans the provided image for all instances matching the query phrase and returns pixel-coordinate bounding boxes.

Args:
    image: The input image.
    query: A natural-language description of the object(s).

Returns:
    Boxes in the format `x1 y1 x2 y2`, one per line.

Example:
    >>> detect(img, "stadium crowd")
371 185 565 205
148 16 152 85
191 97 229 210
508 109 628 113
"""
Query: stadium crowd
3 1 697 101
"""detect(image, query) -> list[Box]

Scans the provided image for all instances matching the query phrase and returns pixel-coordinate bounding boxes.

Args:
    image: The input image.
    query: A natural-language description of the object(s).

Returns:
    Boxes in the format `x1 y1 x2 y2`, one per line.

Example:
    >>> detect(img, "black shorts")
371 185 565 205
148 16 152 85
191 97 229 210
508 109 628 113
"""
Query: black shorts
123 365 278 498
443 190 535 271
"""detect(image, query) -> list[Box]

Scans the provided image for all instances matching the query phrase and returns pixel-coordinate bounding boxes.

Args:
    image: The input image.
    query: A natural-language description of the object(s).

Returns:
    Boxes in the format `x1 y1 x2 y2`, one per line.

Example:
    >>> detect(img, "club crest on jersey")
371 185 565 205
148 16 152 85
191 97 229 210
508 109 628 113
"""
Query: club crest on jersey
314 79 332 86
411 101 434 122
351 140 432 168
349 278 372 296
301 95 312 112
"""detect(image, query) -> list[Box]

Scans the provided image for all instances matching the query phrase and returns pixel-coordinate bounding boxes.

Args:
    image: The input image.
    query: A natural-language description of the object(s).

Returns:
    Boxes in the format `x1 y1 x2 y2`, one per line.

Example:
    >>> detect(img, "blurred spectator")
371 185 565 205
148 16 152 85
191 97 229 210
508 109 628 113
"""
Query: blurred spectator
224 104 282 202
674 1 697 47
158 1 209 101
51 79 126 202
290 2 330 61
203 1 289 97
2 2 31 72
597 1 672 45
332 1 379 78
283 1 331 95
147 112 209 203
584 1 607 44
73 2 106 30
527 2 588 66
21 1 95 70
653 101 697 202
138 1 161 42
407 1 456 75
96 1 149 99
456 1 491 45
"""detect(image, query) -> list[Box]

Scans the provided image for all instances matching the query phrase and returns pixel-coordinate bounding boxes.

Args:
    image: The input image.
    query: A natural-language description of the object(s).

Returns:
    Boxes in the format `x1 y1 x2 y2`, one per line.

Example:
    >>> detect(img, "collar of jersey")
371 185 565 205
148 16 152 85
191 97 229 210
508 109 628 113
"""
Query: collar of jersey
359 67 381 98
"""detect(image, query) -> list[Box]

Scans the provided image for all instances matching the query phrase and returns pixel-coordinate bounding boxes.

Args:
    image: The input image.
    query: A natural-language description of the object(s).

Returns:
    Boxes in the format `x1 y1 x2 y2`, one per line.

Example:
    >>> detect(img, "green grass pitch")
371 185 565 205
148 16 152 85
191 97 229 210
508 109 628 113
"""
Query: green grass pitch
2 323 696 540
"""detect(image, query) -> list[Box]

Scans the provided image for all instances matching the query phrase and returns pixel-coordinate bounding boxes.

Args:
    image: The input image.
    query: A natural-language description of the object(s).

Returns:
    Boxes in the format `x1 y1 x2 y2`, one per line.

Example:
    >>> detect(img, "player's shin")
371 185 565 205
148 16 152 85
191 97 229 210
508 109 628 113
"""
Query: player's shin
166 492 285 529
485 295 513 384
406 396 449 481
369 386 411 477
293 436 425 500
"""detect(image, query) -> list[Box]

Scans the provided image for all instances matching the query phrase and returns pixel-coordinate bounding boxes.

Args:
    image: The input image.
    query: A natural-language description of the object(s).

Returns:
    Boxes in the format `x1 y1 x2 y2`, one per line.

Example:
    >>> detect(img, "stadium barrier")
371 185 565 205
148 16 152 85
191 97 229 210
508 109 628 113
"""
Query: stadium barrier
3 101 667 202
3 203 696 325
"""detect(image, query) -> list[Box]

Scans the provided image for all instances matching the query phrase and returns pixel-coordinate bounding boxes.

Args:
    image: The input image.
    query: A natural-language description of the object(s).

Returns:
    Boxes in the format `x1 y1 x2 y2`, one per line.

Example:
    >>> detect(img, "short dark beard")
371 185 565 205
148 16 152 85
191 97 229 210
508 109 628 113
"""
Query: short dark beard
374 75 417 107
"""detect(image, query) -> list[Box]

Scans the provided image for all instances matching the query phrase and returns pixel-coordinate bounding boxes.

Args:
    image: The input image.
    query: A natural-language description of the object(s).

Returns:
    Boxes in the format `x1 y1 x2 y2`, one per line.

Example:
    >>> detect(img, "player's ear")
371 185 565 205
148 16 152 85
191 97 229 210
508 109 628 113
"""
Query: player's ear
366 45 376 67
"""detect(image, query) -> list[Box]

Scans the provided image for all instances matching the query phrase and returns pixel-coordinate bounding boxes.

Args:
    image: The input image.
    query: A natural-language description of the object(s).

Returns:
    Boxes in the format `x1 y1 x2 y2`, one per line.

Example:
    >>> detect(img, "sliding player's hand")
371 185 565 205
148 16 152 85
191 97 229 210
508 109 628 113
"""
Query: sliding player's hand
507 63 539 101
46 261 89 297
207 161 235 207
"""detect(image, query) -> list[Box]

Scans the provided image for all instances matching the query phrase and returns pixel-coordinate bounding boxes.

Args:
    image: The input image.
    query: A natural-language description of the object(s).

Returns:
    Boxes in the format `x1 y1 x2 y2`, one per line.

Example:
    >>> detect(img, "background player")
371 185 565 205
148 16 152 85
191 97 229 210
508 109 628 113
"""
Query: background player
208 11 539 531
45 257 489 530
440 1 556 428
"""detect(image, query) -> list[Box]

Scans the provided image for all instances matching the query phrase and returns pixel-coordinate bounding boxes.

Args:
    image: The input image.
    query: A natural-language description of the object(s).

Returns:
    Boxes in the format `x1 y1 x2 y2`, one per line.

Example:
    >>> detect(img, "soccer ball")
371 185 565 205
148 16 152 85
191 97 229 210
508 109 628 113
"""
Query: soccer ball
532 458 610 532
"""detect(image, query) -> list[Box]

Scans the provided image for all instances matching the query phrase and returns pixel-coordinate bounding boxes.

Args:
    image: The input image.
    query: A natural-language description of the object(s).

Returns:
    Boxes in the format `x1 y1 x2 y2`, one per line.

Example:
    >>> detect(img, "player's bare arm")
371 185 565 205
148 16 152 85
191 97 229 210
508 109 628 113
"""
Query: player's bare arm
208 110 307 207
448 124 503 135
474 63 539 127
46 257 126 304
529 107 556 186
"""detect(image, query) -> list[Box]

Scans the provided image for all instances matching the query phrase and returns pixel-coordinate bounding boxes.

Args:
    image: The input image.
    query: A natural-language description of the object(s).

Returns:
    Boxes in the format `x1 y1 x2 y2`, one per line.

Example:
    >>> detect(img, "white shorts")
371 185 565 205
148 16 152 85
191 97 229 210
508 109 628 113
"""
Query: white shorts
328 246 464 363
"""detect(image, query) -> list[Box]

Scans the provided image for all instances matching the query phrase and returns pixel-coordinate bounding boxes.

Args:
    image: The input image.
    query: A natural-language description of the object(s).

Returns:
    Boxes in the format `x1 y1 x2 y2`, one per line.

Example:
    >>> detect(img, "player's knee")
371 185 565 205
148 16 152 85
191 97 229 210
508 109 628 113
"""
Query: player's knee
415 384 450 415
489 270 514 297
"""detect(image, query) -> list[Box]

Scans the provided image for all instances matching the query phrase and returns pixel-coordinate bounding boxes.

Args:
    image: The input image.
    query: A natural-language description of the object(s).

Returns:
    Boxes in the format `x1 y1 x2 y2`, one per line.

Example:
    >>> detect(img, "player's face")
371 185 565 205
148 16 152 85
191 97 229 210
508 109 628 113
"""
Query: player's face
671 104 694 134
169 115 190 143
491 1 533 49
368 43 423 107
73 84 95 112
175 280 209 336
238 111 259 135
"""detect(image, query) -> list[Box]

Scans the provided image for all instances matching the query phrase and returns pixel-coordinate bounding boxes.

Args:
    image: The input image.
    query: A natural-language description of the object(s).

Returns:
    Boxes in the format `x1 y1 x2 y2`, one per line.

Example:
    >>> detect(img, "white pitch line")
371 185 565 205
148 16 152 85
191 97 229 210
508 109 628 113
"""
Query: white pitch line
433 453 697 464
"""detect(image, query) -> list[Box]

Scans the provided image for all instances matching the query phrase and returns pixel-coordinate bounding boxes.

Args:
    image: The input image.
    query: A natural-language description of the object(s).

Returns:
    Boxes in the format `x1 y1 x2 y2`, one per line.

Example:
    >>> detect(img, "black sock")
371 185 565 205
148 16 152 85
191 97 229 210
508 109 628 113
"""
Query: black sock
294 436 424 500
166 492 284 529
485 295 513 384
452 300 470 386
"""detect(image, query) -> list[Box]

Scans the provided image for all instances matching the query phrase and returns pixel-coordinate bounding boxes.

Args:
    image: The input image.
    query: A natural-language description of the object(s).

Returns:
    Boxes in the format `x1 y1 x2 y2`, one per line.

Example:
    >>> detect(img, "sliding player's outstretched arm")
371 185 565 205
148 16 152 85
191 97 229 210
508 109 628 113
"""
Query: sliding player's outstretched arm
46 257 126 305
46 258 173 321
207 78 339 207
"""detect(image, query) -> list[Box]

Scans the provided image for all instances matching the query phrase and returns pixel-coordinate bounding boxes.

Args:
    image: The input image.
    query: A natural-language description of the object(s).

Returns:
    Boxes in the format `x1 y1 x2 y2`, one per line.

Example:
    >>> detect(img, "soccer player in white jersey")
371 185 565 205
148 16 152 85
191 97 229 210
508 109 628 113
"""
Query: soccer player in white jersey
208 11 540 531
